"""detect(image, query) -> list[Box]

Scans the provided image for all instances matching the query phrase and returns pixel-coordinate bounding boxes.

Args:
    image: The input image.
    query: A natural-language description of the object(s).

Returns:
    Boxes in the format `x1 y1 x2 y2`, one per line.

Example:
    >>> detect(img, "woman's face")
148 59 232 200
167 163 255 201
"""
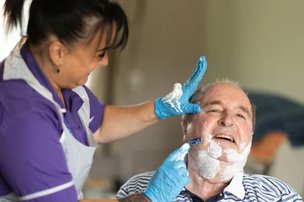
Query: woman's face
55 27 114 89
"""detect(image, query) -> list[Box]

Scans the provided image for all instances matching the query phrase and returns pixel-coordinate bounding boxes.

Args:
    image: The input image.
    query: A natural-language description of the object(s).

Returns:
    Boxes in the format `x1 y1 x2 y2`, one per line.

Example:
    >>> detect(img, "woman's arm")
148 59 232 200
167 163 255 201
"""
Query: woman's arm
94 101 157 143
94 56 207 144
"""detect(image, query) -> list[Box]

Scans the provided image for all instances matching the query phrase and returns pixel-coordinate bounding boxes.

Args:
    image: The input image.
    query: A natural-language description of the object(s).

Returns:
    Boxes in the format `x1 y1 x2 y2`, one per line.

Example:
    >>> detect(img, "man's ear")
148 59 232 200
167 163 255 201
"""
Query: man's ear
183 135 188 143
181 116 189 142
181 116 188 135
48 40 65 67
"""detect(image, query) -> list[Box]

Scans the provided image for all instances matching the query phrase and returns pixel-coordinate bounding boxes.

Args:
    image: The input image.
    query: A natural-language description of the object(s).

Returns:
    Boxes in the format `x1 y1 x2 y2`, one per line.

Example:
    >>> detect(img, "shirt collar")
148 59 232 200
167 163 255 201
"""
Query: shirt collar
63 89 84 113
182 172 245 200
223 171 245 199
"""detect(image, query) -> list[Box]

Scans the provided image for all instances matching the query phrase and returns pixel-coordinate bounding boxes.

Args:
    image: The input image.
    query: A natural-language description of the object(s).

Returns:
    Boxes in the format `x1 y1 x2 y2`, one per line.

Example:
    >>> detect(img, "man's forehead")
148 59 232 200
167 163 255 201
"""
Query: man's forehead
201 84 253 116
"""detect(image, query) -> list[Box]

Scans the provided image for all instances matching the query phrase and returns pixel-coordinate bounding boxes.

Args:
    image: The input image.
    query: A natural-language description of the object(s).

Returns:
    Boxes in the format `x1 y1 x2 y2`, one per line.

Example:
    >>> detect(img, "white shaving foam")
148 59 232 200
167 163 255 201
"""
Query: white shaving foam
192 132 252 182
191 132 222 179
219 143 251 181
225 142 251 162
194 150 220 179
208 140 222 159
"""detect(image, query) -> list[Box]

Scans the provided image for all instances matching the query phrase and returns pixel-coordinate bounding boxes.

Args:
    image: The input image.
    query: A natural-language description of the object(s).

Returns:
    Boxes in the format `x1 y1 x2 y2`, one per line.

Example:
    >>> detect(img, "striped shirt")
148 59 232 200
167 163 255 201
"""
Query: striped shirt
116 171 303 202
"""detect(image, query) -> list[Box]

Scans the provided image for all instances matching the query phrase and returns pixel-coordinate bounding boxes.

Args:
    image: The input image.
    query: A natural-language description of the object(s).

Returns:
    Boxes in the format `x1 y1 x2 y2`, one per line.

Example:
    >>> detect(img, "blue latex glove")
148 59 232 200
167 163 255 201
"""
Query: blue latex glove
155 56 207 119
144 143 190 202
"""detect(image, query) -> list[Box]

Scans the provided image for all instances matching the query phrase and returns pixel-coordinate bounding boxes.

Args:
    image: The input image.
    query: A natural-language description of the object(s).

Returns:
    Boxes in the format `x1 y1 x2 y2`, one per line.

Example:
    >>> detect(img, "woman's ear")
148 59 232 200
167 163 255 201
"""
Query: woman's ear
48 40 64 67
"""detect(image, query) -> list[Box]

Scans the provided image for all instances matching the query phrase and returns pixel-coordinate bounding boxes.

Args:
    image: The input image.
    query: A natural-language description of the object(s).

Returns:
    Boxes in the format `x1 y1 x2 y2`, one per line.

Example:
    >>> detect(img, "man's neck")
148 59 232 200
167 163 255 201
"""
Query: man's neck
185 168 230 201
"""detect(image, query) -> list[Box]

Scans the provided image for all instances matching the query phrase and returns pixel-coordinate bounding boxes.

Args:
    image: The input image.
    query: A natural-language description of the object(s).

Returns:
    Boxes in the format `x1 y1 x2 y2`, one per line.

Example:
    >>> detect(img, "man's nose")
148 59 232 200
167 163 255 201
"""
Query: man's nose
218 113 233 127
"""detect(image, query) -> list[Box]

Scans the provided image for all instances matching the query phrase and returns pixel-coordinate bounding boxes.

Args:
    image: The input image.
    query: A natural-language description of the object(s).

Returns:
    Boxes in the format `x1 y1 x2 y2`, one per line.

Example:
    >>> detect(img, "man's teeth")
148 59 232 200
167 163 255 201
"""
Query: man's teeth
215 134 234 142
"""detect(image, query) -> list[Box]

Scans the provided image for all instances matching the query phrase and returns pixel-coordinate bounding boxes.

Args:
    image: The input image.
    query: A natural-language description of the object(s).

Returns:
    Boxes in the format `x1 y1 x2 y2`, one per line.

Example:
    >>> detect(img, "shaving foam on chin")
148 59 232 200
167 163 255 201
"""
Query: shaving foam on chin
193 132 251 181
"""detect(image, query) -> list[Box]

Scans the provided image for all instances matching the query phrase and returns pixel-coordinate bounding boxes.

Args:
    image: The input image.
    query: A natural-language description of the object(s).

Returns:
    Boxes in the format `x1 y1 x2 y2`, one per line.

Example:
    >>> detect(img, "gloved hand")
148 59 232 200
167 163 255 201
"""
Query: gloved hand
144 143 190 202
155 56 207 119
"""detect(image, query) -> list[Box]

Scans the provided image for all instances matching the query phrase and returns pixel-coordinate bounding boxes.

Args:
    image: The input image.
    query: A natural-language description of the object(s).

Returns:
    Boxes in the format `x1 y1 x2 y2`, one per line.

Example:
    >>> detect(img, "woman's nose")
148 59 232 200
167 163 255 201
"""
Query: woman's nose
98 53 109 67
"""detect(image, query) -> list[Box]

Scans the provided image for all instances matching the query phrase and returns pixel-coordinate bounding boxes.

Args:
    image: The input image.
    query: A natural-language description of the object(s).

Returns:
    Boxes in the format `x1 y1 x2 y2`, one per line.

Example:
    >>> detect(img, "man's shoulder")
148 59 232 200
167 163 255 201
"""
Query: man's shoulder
244 173 289 184
243 173 302 200
243 173 292 188
116 171 155 198
128 171 155 181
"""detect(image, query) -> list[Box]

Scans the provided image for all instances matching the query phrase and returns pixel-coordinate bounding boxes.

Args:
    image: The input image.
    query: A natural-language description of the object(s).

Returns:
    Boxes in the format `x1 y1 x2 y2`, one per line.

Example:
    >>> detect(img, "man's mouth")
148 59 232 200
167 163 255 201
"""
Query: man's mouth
213 133 235 143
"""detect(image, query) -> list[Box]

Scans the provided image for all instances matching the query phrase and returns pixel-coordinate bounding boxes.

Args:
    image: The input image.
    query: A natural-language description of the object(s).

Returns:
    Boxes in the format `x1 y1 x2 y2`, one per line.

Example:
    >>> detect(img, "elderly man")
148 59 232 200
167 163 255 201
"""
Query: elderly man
116 79 302 201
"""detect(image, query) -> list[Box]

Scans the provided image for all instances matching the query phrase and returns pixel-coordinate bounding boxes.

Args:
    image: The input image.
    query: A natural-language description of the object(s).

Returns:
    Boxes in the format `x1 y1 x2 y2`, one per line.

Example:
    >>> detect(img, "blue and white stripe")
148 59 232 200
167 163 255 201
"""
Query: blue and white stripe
116 171 303 202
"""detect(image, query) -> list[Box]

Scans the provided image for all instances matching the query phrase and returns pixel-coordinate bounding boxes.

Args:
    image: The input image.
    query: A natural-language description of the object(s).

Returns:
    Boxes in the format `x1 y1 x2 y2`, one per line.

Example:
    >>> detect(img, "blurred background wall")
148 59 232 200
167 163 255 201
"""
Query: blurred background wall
88 0 304 196
1 0 303 197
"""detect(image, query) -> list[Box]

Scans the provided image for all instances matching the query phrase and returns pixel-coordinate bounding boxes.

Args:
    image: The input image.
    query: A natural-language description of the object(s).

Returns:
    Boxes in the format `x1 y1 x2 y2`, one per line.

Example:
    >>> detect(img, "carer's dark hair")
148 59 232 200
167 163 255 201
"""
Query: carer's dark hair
3 0 128 49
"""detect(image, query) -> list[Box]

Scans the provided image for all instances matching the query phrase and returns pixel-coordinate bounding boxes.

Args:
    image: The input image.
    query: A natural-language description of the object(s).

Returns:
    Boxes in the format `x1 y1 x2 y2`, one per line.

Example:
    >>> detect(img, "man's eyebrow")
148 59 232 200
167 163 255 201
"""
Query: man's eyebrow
204 100 222 106
239 105 251 117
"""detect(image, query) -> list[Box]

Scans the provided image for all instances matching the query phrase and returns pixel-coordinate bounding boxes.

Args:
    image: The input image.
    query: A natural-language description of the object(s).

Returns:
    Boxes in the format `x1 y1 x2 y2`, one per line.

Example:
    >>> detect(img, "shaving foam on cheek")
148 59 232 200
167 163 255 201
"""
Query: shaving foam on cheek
208 140 222 158
191 132 223 179
225 142 251 162
204 132 222 158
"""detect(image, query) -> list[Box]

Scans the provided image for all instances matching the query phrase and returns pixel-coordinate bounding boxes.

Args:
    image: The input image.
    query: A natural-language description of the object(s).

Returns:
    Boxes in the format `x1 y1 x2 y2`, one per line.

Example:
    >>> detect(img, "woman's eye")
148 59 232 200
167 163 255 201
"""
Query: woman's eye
98 52 106 58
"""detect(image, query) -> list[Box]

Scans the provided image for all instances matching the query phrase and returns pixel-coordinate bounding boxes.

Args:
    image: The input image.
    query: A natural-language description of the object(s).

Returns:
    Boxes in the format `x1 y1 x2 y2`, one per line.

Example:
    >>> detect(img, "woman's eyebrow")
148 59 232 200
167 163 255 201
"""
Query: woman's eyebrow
96 46 110 52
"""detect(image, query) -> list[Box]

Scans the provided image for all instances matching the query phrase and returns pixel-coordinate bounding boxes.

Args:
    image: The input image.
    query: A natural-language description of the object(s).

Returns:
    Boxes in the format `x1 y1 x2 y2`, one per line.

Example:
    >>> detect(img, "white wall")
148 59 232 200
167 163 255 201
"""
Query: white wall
0 0 29 60
0 0 20 60
203 0 304 103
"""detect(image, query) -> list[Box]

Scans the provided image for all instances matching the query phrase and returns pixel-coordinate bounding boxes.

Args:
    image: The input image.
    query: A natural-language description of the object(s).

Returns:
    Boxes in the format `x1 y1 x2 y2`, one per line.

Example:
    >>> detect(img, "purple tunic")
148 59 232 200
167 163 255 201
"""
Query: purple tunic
0 43 105 201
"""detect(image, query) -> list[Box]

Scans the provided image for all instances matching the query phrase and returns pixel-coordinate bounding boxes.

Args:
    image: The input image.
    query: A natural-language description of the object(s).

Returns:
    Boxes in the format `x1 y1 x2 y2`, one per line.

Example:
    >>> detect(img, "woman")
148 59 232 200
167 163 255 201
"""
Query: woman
0 0 207 201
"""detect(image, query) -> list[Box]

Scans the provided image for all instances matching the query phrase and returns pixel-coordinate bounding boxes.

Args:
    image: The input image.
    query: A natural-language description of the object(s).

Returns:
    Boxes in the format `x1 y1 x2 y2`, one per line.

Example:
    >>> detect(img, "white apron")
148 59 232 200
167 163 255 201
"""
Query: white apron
2 41 97 200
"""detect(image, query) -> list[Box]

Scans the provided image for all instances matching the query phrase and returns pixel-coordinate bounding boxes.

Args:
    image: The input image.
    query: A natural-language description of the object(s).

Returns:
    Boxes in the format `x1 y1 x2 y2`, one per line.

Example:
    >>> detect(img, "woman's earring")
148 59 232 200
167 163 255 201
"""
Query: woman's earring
56 62 61 73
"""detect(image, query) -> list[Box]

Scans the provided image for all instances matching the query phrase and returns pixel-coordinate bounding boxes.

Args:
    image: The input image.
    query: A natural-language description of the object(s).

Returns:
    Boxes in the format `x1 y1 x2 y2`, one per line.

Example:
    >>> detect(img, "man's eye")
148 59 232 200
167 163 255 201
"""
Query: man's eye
237 113 246 120
207 109 221 113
